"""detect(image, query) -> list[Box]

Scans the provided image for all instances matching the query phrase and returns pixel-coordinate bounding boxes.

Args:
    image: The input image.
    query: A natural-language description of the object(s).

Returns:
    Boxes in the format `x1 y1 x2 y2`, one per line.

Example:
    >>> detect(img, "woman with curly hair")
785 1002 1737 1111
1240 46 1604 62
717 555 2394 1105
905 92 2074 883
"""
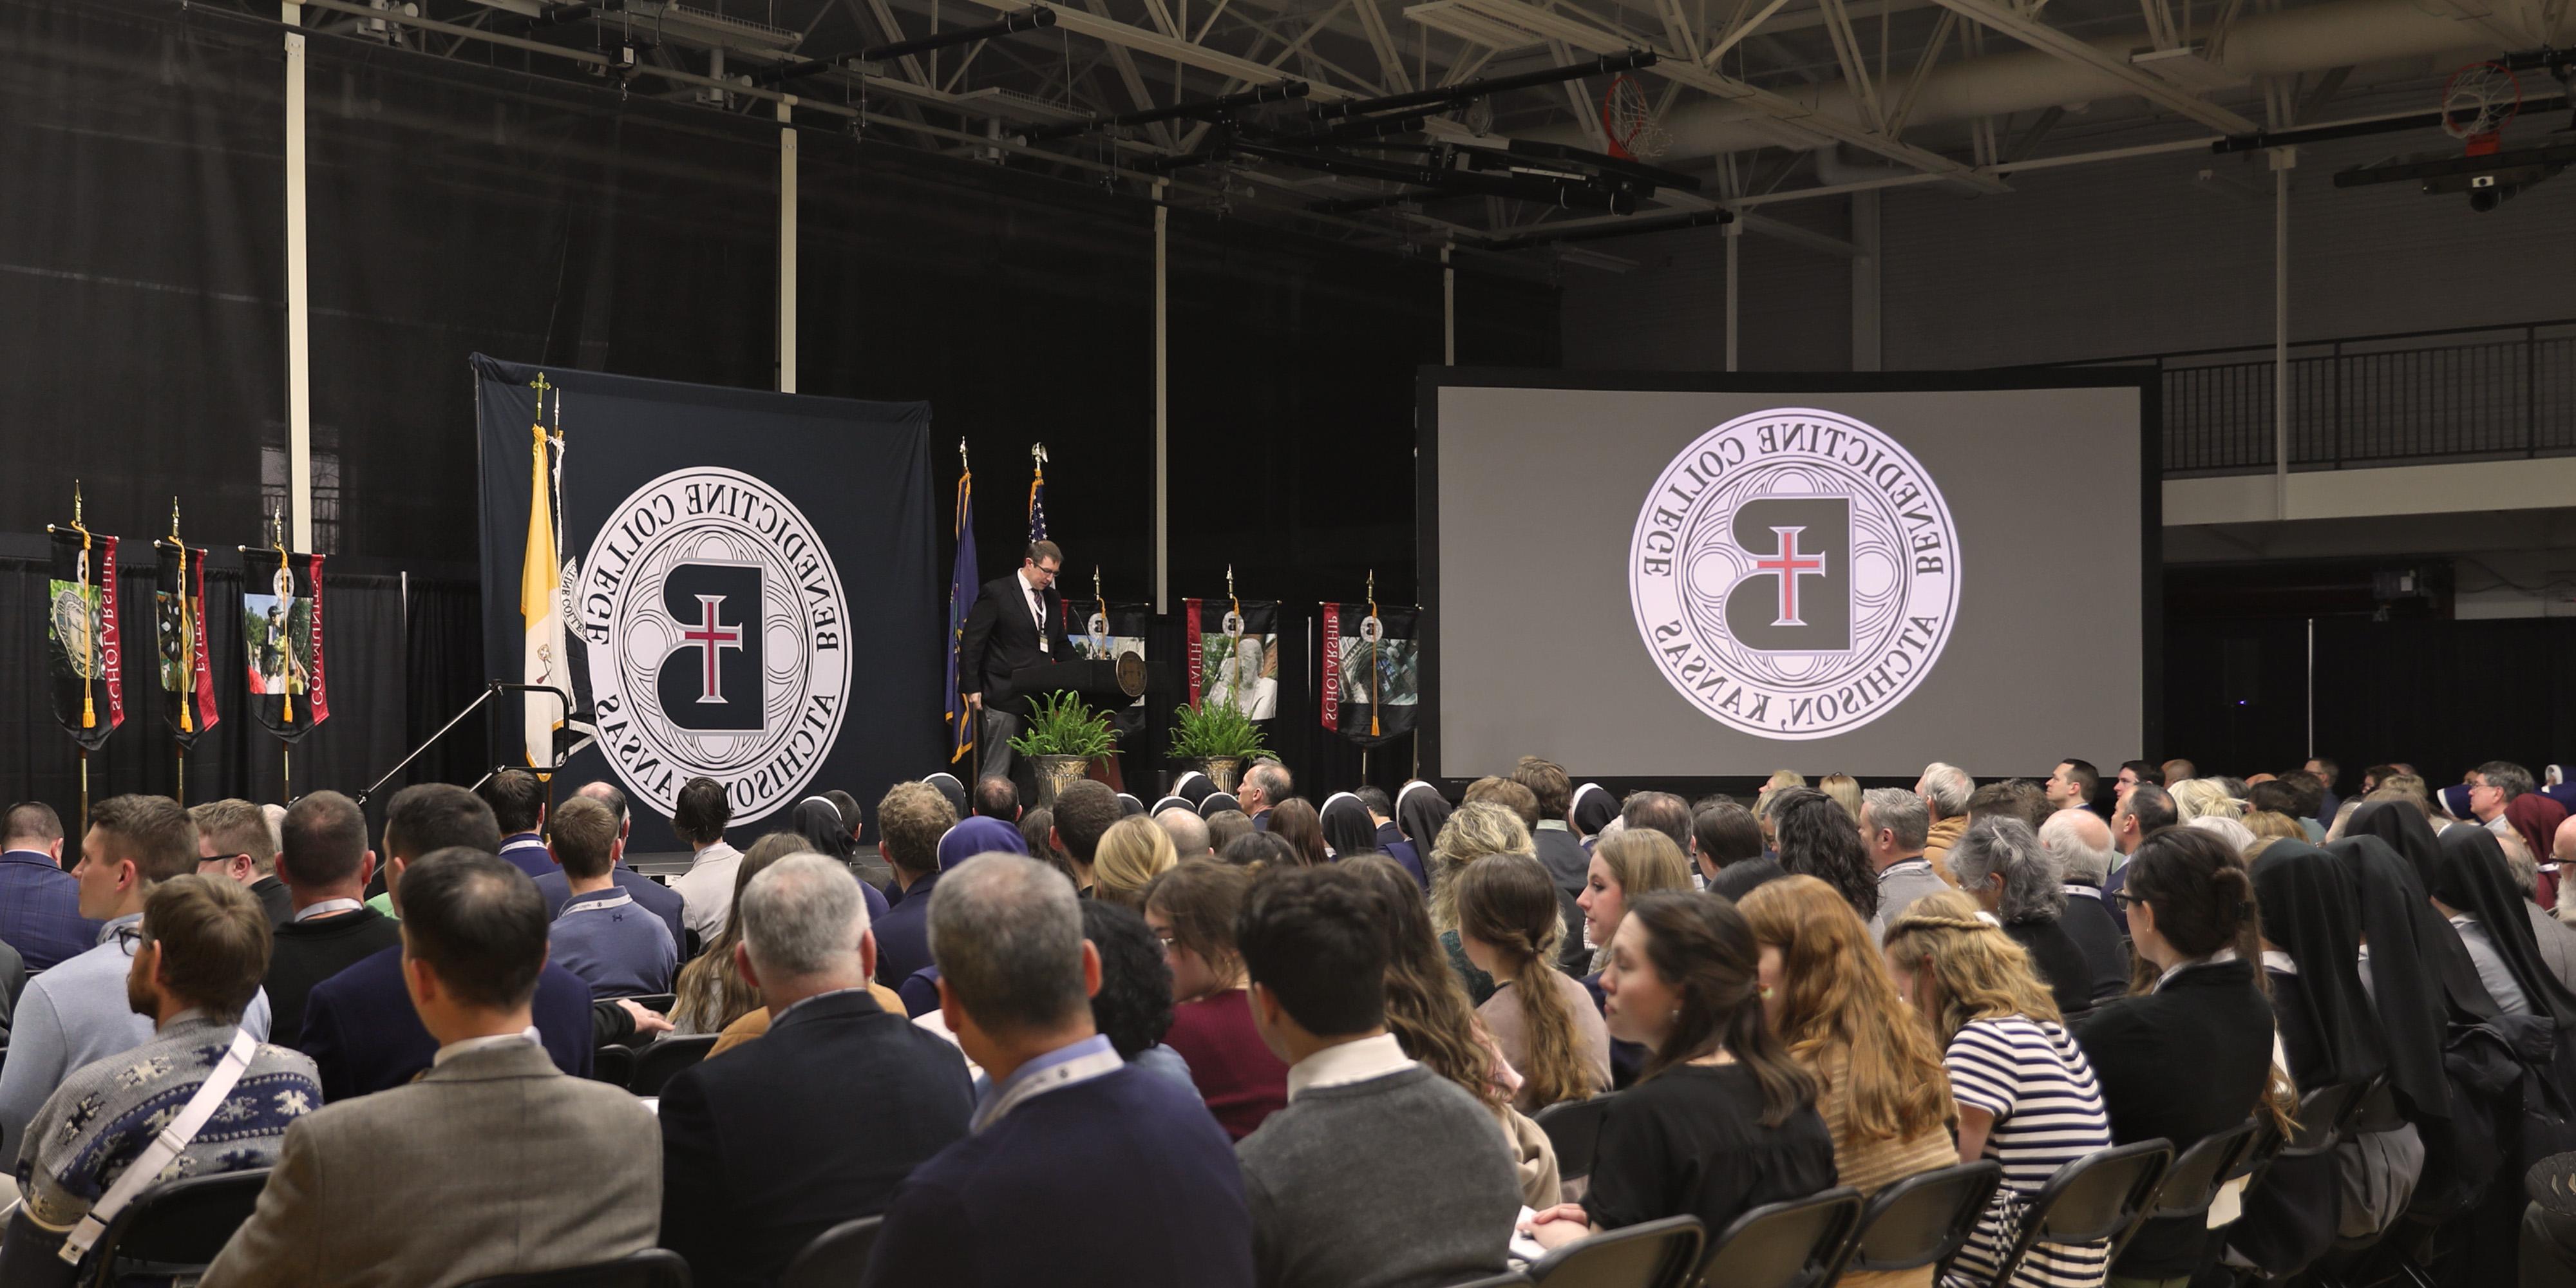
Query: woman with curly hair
1771 786 1880 922
1742 876 1958 1288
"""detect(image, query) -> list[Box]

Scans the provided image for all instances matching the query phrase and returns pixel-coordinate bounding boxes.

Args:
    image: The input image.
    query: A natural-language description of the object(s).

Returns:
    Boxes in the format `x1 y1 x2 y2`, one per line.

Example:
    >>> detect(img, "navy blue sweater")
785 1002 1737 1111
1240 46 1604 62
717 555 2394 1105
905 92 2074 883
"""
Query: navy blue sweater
862 1062 1252 1288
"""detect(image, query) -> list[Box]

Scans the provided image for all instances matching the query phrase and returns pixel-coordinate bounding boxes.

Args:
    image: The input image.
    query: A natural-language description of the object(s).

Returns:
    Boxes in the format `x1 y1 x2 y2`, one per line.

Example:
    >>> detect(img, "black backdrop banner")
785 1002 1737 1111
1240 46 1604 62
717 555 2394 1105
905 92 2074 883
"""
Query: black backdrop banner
44 527 123 752
473 355 938 852
1320 603 1419 748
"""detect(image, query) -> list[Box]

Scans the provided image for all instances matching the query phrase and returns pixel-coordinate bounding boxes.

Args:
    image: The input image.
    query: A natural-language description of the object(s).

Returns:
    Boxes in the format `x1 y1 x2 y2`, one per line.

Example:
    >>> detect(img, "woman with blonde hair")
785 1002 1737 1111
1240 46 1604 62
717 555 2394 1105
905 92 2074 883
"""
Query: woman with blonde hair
1429 802 1535 1005
1457 852 1612 1112
1755 770 1806 849
1743 876 1958 1287
1090 813 1178 909
1883 891 2114 1288
1819 772 1863 822
1580 829 1694 974
2170 777 2242 824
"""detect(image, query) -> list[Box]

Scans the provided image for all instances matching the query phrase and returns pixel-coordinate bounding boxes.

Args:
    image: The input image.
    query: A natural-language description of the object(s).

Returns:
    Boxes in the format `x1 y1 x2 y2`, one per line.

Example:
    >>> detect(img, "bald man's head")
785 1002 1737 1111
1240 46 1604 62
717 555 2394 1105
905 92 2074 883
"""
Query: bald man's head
2555 814 2576 864
574 782 630 840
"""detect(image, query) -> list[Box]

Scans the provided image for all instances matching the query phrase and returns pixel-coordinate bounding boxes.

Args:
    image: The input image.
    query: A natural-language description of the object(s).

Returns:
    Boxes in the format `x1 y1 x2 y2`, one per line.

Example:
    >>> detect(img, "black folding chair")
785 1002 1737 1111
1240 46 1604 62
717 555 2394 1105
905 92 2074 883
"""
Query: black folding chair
630 1034 719 1096
782 1215 882 1288
590 1044 637 1090
79 1168 272 1288
1832 1160 2003 1280
2284 1079 2378 1157
1535 1095 1616 1184
1978 1139 2173 1288
1448 1273 1533 1287
621 994 678 1017
1523 1214 1704 1288
455 1249 691 1287
1694 1186 1861 1288
2114 1119 2263 1264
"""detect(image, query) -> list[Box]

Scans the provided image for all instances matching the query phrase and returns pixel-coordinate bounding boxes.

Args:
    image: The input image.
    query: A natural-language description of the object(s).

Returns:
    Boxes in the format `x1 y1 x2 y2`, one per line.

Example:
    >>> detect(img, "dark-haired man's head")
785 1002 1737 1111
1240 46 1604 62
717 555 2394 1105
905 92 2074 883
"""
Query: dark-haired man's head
188 798 275 887
398 848 549 1043
1511 757 1572 825
278 790 374 904
477 769 547 837
1354 787 1394 822
2246 779 2302 820
1050 781 1122 870
3 801 64 863
1239 865 1390 1059
1966 780 2049 835
673 777 732 850
2046 759 2099 813
826 790 866 846
78 795 198 923
1690 802 1763 880
128 874 272 1025
974 775 1021 821
573 781 630 841
2112 782 2176 855
2472 761 2533 822
546 795 621 882
381 784 503 913
2114 760 2161 806
1621 791 1692 851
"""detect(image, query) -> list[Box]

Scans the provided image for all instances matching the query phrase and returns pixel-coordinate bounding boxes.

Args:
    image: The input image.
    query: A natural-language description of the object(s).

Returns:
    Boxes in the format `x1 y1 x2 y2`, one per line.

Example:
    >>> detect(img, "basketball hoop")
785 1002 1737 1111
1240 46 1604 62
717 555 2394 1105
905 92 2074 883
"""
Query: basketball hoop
2441 61 2521 157
1600 73 1669 161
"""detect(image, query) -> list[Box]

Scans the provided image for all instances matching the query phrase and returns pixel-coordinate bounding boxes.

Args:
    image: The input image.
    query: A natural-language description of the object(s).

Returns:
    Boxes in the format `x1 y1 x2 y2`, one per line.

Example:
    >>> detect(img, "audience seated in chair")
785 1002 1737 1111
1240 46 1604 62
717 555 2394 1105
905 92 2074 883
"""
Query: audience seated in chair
667 777 744 945
543 795 677 999
1233 863 1522 1288
658 855 971 1288
866 782 958 991
298 785 594 1099
1454 852 1610 1114
190 798 292 928
200 848 659 1287
0 802 103 972
861 853 1251 1288
0 795 271 1162
1143 860 1289 1141
531 782 685 949
1520 891 1837 1255
262 790 403 1051
0 875 319 1284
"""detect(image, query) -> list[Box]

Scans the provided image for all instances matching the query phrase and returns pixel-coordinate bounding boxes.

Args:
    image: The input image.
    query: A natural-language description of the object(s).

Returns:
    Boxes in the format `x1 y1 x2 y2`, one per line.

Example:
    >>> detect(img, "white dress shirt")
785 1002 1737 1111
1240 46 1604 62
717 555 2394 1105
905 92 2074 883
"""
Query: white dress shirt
1285 1031 1415 1102
1019 569 1050 654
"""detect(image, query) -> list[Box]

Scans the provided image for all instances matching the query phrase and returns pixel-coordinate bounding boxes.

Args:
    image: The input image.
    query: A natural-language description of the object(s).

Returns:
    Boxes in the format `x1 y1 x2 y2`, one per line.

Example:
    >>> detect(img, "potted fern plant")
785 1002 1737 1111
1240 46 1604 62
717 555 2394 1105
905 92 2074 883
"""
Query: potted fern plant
1008 690 1119 806
1167 697 1269 793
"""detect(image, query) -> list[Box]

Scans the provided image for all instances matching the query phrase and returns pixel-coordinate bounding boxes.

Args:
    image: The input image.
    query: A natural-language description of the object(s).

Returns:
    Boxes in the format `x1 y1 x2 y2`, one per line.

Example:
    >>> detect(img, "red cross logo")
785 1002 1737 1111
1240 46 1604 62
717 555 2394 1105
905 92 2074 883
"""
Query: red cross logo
679 594 744 704
1752 527 1826 627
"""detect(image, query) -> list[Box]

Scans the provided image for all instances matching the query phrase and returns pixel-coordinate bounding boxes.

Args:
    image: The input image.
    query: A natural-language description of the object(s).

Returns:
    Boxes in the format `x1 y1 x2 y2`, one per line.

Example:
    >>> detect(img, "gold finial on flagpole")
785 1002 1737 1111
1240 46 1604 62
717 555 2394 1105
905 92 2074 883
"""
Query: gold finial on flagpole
1226 565 1235 600
1094 565 1103 606
171 497 182 542
72 480 84 529
1032 442 1048 468
529 371 552 410
960 437 970 471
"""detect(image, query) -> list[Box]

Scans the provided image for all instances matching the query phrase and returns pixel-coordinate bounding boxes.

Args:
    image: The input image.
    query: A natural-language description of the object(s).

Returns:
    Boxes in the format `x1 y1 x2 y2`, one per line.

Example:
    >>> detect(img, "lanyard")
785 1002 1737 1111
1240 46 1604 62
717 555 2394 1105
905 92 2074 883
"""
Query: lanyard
559 891 634 920
293 897 365 922
974 1046 1123 1133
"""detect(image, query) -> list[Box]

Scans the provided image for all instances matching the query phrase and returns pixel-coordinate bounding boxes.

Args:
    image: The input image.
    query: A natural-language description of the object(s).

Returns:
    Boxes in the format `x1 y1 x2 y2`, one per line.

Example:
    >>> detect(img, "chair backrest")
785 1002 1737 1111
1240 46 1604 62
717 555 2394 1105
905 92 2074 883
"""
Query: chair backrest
1838 1161 2004 1276
1526 1214 1704 1288
589 1044 636 1090
2145 1120 2263 1223
2283 1080 2374 1157
1534 1095 1616 1181
629 1034 719 1095
622 993 678 1017
1697 1187 1861 1288
453 1248 692 1288
783 1215 884 1288
1980 1139 2172 1288
82 1168 272 1288
1446 1273 1533 1288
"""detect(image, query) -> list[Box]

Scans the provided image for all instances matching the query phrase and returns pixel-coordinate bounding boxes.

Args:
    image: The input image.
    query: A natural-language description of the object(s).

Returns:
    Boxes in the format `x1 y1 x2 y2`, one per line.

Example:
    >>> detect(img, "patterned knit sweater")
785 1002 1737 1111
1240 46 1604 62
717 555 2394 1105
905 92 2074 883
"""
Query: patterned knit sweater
14 1012 320 1235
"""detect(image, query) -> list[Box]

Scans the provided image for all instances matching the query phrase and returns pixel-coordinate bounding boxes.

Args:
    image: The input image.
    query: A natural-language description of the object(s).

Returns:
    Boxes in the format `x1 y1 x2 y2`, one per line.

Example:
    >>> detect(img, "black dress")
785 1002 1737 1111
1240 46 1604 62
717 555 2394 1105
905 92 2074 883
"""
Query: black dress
2003 916 2096 1019
1580 1062 1839 1238
2226 967 2341 1276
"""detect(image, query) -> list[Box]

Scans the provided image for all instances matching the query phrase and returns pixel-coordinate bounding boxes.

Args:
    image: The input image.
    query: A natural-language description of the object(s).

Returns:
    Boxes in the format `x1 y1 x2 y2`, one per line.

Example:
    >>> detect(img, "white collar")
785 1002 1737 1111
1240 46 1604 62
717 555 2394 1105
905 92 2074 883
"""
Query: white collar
1286 1032 1414 1101
2153 947 2239 993
2262 949 2297 975
292 897 364 923
1018 568 1044 596
2063 884 2103 900
433 1027 540 1066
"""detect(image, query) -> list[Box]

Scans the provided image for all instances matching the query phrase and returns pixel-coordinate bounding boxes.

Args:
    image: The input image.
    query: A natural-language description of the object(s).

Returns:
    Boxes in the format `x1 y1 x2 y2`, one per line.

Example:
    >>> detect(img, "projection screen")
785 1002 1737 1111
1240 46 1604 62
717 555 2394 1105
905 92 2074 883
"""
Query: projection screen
1419 370 2158 782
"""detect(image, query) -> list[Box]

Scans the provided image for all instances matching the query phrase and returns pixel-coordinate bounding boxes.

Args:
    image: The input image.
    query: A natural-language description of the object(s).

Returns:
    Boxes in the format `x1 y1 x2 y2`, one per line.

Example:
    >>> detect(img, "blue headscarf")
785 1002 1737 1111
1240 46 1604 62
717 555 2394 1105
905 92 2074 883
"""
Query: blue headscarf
938 815 1031 871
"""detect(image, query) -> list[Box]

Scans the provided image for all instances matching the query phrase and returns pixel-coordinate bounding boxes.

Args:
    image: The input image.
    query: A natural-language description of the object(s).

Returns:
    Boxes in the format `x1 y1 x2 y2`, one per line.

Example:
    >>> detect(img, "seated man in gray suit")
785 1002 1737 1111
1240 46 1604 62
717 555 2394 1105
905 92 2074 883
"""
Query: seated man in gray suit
202 848 659 1288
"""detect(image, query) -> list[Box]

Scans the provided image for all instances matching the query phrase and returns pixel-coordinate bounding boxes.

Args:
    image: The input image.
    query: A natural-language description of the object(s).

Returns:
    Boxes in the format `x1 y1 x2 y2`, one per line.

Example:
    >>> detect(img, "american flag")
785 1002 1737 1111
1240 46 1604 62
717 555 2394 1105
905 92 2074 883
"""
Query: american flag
1027 445 1048 545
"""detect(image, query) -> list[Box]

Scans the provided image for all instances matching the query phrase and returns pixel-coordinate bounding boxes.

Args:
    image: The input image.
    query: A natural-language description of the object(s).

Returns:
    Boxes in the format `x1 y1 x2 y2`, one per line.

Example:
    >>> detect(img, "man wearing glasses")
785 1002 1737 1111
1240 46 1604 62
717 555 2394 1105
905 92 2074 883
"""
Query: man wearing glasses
0 795 273 1164
191 797 292 928
957 540 1076 786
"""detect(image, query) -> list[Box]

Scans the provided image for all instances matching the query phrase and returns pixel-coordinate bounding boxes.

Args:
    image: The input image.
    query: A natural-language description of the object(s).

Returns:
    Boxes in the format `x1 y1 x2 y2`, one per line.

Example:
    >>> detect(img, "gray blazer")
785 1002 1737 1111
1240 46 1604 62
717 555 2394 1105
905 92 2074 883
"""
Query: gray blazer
2526 901 2576 998
200 1039 659 1288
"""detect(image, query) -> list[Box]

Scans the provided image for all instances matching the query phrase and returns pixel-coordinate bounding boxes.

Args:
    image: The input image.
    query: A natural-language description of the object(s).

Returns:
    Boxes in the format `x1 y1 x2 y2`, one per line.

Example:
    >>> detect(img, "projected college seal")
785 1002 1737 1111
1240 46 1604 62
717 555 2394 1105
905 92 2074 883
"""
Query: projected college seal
1627 408 1959 740
578 467 850 823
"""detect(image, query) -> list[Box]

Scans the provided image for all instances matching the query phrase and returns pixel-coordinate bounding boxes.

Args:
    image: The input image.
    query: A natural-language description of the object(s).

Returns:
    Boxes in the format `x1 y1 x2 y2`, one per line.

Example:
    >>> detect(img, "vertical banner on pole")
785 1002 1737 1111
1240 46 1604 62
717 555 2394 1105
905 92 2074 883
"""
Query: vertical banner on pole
46 524 124 752
239 535 330 742
1184 598 1279 721
153 534 220 748
1320 602 1421 747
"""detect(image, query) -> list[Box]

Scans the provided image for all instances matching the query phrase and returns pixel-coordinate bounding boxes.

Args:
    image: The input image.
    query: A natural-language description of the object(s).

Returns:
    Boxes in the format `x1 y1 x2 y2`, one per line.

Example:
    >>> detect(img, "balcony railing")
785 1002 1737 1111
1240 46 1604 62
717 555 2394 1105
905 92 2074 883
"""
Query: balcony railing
2060 320 2576 475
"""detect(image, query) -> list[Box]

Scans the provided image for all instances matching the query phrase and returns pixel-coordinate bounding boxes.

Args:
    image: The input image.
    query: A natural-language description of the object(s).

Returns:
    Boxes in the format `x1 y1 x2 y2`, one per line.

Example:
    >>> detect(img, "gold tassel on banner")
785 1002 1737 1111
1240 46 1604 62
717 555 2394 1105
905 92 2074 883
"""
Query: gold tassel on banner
272 506 295 726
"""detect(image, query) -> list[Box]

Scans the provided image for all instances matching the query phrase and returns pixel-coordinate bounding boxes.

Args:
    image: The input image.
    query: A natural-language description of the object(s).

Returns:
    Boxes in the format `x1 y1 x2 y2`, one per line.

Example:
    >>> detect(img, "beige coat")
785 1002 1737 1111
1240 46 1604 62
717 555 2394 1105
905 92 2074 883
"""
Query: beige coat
200 1039 659 1288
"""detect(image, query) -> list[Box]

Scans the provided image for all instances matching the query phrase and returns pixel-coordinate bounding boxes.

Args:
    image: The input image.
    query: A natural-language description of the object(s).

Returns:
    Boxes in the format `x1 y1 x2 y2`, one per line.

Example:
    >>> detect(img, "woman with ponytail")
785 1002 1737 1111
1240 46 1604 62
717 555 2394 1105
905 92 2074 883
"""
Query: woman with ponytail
1884 891 2112 1288
2074 828 2275 1287
1522 891 1836 1253
1457 853 1611 1113
1743 876 1958 1288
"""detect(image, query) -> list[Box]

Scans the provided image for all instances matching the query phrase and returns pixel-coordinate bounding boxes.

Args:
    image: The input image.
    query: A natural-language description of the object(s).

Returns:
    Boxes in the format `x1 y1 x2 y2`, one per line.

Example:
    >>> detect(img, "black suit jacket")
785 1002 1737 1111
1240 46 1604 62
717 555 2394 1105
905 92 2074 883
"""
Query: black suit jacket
658 989 975 1288
956 573 1078 705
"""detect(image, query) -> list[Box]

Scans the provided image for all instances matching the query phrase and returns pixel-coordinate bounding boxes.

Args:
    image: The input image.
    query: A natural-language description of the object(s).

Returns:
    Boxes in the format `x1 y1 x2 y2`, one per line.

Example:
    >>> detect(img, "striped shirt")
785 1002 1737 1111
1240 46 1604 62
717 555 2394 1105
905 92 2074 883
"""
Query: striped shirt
1940 1016 2114 1288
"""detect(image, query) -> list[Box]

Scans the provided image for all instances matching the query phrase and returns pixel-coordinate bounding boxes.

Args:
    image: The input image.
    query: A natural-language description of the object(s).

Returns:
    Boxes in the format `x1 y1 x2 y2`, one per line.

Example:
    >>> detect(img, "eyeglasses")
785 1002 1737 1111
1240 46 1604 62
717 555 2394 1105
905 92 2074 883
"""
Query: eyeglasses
2109 891 2145 911
112 924 148 955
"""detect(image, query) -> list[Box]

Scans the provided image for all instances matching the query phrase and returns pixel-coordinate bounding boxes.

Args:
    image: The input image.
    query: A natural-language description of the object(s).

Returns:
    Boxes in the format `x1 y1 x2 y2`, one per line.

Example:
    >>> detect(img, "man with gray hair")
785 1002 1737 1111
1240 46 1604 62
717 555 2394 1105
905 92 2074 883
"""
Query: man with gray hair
1915 762 1974 882
2038 810 2131 1005
1862 787 1947 942
1241 760 1293 831
1155 807 1213 860
1951 819 2099 1014
866 855 1251 1288
660 855 972 1288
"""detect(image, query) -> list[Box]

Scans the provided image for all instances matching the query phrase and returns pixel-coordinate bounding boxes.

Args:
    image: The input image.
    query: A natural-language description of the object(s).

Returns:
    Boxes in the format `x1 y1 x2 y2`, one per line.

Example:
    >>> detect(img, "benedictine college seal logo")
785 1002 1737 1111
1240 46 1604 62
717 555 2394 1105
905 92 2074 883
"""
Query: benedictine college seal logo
1628 408 1958 740
578 467 850 823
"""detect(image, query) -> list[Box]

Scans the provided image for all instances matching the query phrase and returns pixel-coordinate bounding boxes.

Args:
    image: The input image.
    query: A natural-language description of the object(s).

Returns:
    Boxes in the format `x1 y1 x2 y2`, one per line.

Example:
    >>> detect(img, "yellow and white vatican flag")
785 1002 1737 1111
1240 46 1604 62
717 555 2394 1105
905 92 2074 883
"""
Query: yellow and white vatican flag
522 378 568 767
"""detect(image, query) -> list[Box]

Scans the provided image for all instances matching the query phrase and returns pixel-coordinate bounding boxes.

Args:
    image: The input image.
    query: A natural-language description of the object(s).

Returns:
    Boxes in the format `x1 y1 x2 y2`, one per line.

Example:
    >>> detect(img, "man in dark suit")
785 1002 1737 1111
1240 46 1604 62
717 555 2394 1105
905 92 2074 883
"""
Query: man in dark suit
659 855 972 1288
298 784 595 1099
956 540 1075 784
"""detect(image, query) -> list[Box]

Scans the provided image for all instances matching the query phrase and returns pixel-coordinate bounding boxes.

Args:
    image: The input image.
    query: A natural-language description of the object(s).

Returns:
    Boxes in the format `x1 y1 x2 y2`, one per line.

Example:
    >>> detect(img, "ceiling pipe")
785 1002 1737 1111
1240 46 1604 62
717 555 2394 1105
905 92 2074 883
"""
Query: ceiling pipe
1517 0 2558 160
